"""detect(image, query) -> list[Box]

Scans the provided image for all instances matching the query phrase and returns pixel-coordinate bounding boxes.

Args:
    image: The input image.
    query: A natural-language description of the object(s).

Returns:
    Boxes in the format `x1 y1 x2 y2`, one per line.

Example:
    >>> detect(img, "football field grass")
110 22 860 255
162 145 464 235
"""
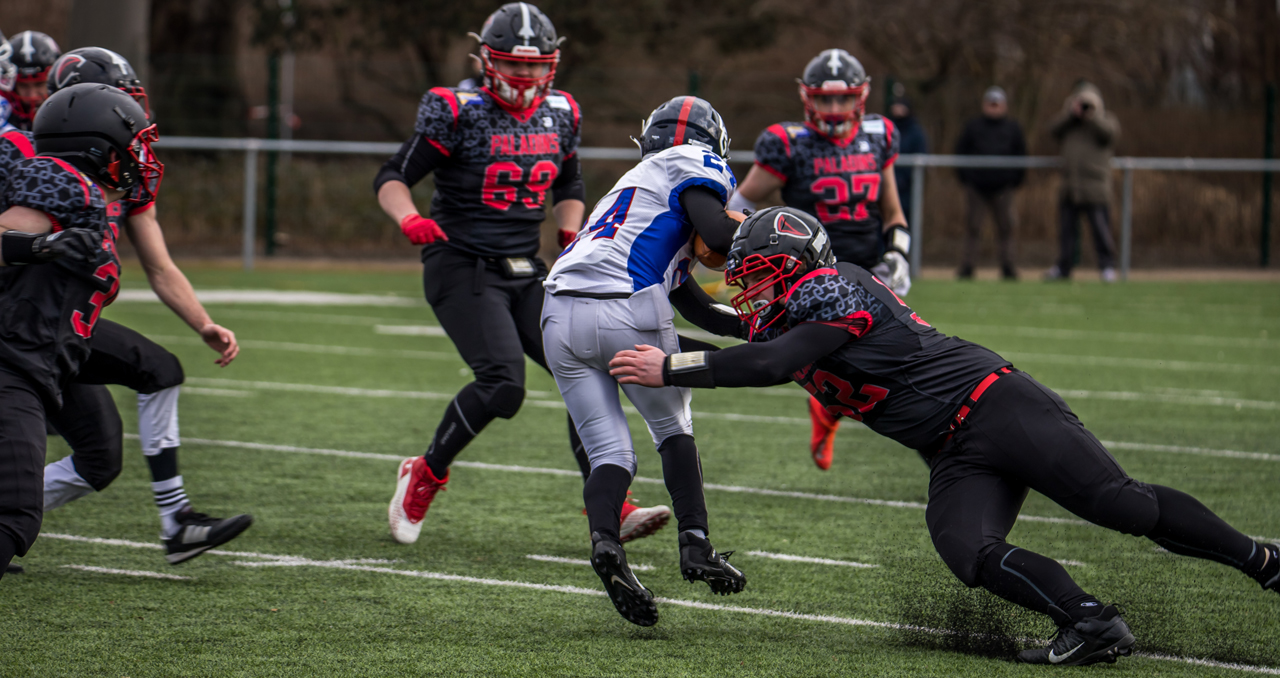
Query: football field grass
4 266 1279 677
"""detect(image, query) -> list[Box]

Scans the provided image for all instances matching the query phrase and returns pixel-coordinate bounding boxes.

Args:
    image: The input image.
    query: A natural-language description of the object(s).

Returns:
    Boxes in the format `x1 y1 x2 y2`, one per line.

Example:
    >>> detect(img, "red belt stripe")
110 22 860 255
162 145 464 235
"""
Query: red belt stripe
945 367 1012 441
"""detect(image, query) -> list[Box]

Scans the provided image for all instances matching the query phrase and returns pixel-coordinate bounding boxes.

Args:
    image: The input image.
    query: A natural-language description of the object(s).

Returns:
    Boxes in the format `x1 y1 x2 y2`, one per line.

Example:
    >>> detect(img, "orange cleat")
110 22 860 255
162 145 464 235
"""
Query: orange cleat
808 396 840 470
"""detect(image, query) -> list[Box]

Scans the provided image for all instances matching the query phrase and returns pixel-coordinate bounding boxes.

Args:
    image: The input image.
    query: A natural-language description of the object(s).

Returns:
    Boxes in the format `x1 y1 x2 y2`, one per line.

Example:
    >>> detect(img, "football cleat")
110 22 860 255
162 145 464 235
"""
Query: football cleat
1016 604 1135 666
590 533 658 627
5 563 24 574
808 396 839 471
1258 544 1280 594
388 456 448 545
619 491 670 543
164 508 254 565
679 531 746 595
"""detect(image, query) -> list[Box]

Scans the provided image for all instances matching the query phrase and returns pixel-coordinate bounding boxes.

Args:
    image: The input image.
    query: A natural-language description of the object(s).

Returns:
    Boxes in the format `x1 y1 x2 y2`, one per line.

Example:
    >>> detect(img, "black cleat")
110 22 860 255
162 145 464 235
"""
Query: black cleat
1259 544 1280 594
679 532 745 595
164 509 254 565
1017 604 1135 666
590 533 657 627
5 563 23 575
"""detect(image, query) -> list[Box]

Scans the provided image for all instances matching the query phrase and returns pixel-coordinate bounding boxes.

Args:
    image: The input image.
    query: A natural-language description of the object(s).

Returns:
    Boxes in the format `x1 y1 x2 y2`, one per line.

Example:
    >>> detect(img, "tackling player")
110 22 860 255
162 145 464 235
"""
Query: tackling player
33 48 251 565
375 3 670 546
543 96 748 626
610 206 1280 666
0 83 137 580
0 31 59 132
727 49 911 472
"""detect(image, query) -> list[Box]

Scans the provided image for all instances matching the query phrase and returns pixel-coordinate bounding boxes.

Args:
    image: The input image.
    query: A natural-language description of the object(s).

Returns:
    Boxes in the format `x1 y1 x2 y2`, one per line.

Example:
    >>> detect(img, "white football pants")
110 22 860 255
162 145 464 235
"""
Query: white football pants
541 284 693 476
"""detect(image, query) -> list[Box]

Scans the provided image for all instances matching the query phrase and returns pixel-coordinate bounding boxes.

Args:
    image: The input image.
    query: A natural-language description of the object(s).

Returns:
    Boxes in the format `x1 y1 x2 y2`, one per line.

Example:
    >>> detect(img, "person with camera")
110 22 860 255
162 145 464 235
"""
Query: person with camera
1046 81 1121 282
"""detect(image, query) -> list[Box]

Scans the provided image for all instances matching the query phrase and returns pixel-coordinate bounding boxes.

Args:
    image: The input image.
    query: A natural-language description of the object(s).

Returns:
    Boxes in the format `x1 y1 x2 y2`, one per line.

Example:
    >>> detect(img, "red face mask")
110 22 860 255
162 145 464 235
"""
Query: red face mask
481 45 559 115
726 252 805 338
799 82 868 139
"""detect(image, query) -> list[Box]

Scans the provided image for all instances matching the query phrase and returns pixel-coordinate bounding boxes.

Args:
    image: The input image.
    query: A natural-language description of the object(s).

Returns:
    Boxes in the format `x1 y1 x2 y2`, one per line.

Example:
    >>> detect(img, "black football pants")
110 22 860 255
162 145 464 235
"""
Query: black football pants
926 369 1262 615
0 363 47 571
47 319 185 492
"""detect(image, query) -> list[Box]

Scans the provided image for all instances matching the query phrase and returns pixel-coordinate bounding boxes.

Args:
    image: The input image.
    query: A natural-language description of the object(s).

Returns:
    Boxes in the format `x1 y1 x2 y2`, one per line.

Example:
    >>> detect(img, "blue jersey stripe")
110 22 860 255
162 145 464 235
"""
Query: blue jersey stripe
625 178 729 292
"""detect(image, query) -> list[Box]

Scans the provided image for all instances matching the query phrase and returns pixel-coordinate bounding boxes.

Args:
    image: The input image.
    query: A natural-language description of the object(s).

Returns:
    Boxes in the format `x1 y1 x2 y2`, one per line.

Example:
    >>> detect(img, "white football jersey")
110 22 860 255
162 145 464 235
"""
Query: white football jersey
545 144 737 296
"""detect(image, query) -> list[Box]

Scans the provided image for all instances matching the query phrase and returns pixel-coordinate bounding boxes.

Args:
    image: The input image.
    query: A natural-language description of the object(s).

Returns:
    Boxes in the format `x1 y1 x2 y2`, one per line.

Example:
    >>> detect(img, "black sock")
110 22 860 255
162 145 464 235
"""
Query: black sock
979 543 1097 619
583 463 631 543
0 531 17 581
146 446 180 482
424 383 493 478
1146 485 1260 571
568 413 590 481
657 434 709 535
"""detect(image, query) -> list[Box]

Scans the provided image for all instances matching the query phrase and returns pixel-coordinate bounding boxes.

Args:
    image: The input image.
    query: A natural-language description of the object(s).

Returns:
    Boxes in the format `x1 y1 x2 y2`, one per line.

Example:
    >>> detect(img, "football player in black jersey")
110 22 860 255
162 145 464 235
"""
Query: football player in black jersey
33 48 252 565
728 49 912 472
610 206 1280 666
1 31 60 132
0 83 140 580
375 3 670 546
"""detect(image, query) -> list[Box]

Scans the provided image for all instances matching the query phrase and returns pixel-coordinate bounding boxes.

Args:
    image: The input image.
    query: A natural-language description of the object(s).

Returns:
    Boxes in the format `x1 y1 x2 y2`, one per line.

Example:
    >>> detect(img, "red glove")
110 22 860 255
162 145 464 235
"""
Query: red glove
557 228 578 249
400 214 448 245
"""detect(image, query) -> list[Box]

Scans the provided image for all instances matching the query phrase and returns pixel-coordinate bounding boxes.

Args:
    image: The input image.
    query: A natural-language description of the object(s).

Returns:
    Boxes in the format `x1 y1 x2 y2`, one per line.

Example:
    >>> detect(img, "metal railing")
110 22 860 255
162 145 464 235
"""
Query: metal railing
153 136 1280 274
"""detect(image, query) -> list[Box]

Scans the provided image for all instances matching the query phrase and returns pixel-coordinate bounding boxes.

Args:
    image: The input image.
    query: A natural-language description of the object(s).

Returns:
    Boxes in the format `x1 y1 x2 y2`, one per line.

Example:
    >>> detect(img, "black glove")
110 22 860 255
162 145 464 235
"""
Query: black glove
2 228 104 266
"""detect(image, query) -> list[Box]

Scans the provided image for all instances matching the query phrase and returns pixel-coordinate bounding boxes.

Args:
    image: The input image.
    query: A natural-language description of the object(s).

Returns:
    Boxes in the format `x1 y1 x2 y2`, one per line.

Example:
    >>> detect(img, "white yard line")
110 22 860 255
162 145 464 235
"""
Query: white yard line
1002 351 1280 377
61 564 192 580
182 386 254 398
115 289 422 307
525 554 654 572
151 336 456 360
37 532 1280 675
1058 390 1280 412
744 551 878 569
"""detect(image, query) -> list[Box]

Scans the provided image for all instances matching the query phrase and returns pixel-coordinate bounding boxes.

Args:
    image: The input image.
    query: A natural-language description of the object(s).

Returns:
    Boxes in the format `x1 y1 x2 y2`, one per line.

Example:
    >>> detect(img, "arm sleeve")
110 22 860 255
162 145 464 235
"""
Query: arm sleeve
373 134 448 193
700 322 852 387
677 185 738 253
668 277 745 339
551 153 585 204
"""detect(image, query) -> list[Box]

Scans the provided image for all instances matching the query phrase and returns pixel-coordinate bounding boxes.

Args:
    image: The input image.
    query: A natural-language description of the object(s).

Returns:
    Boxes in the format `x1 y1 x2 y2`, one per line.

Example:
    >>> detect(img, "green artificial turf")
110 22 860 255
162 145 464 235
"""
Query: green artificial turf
3 268 1277 677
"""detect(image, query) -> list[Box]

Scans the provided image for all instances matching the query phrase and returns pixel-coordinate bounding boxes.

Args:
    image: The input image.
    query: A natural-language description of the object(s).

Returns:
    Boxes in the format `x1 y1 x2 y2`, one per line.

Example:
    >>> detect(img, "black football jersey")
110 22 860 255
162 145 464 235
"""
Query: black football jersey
762 261 1009 452
0 129 35 194
106 182 155 236
415 87 581 258
753 116 900 267
0 156 118 406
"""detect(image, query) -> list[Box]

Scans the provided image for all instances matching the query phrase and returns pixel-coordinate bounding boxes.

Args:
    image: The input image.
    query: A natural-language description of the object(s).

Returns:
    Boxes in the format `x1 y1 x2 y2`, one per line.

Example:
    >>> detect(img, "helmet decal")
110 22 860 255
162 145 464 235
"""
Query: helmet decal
517 2 536 44
53 54 86 89
826 49 842 76
774 212 811 238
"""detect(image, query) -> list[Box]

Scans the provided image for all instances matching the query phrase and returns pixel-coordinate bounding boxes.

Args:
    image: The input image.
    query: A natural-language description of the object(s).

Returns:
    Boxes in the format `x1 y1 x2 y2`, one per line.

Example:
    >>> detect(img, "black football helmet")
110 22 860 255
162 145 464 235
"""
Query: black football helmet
34 83 163 200
633 96 730 159
0 31 16 93
798 48 869 139
469 3 562 114
4 31 61 124
49 47 150 119
724 206 834 336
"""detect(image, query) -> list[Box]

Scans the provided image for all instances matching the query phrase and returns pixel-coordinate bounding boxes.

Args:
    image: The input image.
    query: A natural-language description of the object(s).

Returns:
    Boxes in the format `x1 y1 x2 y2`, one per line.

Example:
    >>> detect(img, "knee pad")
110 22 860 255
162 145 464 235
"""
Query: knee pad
929 530 990 588
1088 479 1159 536
137 346 185 394
484 382 526 420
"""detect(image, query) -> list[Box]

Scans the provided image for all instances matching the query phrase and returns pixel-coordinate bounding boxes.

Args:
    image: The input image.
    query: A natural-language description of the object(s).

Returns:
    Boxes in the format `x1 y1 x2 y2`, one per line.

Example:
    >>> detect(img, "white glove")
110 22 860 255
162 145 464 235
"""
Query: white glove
880 251 912 297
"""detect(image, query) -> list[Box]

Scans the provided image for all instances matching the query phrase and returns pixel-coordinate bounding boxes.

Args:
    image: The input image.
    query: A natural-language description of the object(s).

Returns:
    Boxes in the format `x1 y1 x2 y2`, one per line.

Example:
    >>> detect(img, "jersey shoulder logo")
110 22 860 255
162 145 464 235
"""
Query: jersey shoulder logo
457 91 482 106
860 118 886 136
545 94 571 111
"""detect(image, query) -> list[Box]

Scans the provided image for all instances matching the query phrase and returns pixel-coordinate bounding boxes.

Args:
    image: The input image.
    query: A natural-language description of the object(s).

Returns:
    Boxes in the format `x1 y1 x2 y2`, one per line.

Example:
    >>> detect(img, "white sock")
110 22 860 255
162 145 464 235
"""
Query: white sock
152 475 190 539
138 386 180 456
44 456 95 511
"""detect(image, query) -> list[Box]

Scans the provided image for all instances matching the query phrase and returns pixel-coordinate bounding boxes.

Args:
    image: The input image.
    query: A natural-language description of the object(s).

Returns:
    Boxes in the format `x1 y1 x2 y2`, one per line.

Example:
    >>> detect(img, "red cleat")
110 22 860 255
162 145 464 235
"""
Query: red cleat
619 491 670 543
808 396 840 470
388 456 448 544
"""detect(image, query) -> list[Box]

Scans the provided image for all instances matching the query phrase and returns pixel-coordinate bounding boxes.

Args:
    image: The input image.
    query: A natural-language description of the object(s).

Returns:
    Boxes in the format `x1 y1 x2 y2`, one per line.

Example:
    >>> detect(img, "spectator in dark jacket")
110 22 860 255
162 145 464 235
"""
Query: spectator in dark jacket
888 96 928 225
1046 80 1121 282
955 86 1027 280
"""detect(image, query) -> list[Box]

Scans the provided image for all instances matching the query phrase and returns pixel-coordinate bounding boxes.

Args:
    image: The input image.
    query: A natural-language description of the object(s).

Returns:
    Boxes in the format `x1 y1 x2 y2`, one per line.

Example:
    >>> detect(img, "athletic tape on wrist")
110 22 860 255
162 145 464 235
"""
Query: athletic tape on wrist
887 225 911 255
663 351 716 389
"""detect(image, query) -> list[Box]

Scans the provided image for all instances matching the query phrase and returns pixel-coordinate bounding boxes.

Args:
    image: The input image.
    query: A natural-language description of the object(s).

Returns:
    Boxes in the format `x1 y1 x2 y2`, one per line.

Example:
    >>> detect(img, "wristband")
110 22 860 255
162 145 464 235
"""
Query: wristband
1 230 40 266
663 351 716 389
885 225 911 256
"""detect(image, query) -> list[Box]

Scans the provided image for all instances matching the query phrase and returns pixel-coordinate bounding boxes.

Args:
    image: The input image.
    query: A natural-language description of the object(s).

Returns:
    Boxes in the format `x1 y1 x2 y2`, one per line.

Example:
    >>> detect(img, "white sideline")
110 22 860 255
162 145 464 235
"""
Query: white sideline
37 532 1280 675
61 564 192 580
744 551 878 569
525 554 654 572
116 289 422 307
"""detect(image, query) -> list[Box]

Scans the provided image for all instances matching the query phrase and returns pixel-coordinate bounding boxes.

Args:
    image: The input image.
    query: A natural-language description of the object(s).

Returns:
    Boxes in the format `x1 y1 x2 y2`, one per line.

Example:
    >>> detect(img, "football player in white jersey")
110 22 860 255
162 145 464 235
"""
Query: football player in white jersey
542 96 749 626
